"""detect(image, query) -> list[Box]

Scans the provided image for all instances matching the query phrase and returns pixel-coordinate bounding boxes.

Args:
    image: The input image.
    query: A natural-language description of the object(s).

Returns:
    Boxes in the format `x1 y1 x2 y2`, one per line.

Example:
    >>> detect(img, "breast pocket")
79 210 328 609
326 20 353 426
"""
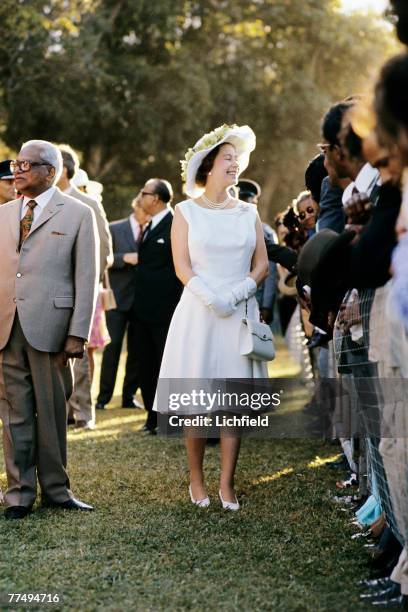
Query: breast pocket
54 297 74 309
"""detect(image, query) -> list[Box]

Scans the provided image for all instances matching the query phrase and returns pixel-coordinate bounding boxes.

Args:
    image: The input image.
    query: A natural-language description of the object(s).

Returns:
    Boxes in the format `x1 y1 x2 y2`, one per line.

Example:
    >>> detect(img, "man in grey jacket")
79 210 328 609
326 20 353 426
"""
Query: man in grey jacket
57 145 113 428
0 140 99 519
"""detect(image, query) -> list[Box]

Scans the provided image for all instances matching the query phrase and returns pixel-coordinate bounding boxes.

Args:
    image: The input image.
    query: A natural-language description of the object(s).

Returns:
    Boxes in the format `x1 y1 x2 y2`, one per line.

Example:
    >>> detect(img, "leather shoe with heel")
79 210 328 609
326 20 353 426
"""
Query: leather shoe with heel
219 489 240 511
189 485 210 508
5 506 31 520
42 497 94 511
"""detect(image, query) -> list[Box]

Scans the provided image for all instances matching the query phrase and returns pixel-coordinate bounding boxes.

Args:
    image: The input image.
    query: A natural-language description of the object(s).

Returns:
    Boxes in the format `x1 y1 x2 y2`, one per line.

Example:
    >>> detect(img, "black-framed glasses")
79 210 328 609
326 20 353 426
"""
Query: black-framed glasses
317 143 336 154
10 160 51 173
298 206 315 220
140 190 156 198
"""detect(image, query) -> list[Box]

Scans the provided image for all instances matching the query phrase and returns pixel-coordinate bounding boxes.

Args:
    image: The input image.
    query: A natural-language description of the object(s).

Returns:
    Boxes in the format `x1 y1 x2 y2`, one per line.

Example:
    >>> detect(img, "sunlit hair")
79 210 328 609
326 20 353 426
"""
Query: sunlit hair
293 190 312 214
21 139 63 183
58 143 80 179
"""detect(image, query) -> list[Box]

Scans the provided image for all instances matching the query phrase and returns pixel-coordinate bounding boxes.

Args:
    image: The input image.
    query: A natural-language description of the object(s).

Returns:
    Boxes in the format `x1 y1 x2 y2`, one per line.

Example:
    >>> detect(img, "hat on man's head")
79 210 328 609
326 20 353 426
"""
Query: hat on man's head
0 160 14 180
181 124 256 198
236 178 261 202
72 168 89 189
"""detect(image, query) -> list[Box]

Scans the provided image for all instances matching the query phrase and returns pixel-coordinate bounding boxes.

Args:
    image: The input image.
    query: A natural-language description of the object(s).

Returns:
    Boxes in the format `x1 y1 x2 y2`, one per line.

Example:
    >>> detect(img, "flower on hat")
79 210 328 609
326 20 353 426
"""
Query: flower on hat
180 123 238 183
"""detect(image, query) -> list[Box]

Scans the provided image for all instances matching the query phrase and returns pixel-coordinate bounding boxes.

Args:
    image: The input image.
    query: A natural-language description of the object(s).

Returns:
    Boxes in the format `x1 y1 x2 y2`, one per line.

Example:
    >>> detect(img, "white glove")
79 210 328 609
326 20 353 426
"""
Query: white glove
230 277 257 305
187 276 235 317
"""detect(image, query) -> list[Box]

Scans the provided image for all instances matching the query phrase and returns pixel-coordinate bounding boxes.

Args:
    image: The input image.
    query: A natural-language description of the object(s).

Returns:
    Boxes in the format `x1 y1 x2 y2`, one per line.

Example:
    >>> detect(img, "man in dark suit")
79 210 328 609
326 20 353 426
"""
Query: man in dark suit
96 198 150 410
0 160 16 205
132 178 182 433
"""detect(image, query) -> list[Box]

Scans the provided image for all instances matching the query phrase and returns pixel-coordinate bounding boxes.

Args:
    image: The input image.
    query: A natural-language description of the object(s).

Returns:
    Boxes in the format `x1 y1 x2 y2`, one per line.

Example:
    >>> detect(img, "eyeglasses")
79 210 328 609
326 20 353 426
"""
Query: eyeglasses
298 206 315 220
140 190 156 198
10 160 51 173
317 143 335 154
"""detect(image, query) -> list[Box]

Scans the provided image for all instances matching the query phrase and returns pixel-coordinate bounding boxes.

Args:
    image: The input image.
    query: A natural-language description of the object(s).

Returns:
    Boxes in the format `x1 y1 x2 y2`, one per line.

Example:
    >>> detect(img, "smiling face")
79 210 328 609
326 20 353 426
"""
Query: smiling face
207 143 239 190
297 197 318 230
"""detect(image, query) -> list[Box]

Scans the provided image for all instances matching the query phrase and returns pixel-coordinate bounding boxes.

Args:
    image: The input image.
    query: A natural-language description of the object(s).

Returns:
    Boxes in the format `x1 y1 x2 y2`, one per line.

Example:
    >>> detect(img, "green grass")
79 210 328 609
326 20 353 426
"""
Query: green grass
0 340 373 611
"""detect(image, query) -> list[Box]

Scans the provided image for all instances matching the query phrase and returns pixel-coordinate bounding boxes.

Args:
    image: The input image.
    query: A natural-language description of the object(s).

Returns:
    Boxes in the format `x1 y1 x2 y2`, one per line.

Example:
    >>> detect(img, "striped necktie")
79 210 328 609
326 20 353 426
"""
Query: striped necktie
19 199 37 248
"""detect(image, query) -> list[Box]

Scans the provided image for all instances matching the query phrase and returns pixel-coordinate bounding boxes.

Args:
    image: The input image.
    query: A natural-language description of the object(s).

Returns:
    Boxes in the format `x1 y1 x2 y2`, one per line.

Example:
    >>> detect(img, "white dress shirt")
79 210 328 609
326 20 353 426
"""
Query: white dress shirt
150 207 171 230
20 186 56 226
129 214 142 242
342 163 380 205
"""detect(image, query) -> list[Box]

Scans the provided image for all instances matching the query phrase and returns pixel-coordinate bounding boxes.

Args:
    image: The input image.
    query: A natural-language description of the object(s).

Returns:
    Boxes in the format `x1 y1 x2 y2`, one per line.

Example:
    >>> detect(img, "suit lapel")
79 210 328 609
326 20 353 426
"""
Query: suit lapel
143 210 172 244
8 198 22 246
28 189 64 238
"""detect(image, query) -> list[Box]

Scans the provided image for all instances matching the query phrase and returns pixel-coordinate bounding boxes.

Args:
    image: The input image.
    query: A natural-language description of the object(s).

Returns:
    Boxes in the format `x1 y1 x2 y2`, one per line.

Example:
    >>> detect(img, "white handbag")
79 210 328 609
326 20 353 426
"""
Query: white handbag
239 301 275 362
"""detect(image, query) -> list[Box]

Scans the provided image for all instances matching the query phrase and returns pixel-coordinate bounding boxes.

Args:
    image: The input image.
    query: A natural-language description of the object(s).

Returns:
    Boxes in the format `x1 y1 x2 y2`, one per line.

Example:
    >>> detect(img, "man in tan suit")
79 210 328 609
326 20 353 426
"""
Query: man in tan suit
0 140 99 519
57 145 113 428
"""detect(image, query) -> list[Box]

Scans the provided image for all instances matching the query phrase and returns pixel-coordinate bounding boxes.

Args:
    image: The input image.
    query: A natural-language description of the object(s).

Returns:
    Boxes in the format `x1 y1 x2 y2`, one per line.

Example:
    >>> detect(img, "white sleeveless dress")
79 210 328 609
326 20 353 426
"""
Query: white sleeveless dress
154 199 268 413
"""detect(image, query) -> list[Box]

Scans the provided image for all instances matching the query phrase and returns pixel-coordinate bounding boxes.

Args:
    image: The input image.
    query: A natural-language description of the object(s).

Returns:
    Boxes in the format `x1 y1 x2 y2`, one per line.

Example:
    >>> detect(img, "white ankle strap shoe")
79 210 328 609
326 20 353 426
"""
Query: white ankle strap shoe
219 490 240 511
189 485 210 508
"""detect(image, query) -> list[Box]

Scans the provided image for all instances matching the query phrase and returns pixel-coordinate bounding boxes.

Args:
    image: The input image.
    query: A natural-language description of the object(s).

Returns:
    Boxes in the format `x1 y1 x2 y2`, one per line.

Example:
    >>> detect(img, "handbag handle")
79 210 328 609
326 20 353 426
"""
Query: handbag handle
103 270 111 290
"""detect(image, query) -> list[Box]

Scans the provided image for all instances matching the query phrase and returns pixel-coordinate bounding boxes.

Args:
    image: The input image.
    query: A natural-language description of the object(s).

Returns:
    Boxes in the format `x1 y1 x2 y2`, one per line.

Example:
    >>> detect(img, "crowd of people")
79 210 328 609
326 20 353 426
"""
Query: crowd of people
0 0 407 604
268 1 408 606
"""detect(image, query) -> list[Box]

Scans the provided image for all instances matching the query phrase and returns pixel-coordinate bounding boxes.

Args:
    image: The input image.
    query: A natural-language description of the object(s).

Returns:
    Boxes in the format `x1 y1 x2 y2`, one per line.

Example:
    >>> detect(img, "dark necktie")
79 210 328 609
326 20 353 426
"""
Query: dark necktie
142 221 152 242
19 200 37 248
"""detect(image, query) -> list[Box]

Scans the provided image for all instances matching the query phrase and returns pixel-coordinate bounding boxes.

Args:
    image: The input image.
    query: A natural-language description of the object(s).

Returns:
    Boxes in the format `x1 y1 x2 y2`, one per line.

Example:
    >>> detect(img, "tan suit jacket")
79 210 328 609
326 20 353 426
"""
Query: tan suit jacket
0 188 99 352
66 185 113 279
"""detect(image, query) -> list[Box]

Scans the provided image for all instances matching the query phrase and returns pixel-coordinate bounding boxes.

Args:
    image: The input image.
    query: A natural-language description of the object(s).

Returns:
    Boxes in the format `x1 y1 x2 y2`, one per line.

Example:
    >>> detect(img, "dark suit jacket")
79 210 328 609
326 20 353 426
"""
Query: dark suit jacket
108 218 139 312
317 177 346 234
264 233 297 271
346 182 401 289
132 210 183 323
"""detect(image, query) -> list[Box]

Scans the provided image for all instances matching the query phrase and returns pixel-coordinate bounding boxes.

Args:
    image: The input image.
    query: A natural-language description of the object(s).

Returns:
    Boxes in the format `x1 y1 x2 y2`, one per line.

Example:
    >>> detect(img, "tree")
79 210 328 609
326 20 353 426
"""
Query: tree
0 0 398 220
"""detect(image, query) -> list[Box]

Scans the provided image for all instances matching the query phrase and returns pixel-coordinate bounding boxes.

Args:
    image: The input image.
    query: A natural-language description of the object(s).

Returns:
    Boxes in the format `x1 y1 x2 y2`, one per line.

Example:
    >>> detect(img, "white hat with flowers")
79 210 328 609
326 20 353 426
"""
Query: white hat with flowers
181 124 256 198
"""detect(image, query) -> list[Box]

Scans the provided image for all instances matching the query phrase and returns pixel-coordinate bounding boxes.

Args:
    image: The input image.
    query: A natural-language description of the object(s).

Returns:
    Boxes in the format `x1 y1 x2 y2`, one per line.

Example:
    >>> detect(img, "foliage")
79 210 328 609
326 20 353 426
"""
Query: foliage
0 0 399 221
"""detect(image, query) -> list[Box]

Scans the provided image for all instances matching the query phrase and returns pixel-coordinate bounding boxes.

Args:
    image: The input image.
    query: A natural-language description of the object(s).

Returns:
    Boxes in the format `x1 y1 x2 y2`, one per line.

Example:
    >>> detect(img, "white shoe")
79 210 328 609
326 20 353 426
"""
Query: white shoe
189 485 210 508
219 489 240 511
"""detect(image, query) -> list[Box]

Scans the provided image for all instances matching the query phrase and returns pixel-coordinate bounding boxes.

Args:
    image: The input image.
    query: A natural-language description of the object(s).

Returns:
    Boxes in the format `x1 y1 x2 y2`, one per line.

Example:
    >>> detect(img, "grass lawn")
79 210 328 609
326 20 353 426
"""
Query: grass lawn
0 340 373 611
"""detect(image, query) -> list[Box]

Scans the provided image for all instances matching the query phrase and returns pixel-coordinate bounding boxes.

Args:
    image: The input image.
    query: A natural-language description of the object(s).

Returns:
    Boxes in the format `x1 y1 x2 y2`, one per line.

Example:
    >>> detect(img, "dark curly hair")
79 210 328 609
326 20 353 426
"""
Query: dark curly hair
375 53 408 143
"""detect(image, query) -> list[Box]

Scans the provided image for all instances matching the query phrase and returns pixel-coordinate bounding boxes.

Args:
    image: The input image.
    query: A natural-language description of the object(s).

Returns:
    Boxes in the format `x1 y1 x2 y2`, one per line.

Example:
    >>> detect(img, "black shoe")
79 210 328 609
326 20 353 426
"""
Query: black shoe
122 398 144 409
361 584 401 601
5 506 31 520
327 454 349 470
95 403 106 410
372 594 408 609
359 578 393 590
141 424 157 435
42 497 94 511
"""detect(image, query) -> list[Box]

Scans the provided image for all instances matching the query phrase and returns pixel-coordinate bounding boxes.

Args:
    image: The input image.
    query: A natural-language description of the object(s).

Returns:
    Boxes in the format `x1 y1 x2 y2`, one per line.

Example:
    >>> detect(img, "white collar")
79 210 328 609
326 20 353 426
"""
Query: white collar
129 214 141 240
64 183 75 195
22 186 56 210
150 207 171 230
342 163 380 205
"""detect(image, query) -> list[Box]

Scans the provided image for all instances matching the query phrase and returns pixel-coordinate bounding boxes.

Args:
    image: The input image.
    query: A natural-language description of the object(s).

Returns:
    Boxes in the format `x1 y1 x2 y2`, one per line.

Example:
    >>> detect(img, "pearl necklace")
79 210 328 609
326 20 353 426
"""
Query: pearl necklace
201 193 231 209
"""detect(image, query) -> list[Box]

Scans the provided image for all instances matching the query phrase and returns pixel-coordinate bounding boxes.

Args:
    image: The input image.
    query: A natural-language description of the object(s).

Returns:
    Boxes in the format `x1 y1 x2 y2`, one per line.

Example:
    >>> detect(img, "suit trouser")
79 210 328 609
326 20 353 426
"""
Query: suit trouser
68 351 94 424
0 316 73 508
130 317 169 429
97 309 140 406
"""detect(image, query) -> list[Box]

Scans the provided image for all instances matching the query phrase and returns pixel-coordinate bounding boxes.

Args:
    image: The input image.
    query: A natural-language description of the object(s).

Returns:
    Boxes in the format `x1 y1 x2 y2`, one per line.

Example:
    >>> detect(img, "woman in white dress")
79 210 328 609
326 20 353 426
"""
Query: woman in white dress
154 124 269 510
